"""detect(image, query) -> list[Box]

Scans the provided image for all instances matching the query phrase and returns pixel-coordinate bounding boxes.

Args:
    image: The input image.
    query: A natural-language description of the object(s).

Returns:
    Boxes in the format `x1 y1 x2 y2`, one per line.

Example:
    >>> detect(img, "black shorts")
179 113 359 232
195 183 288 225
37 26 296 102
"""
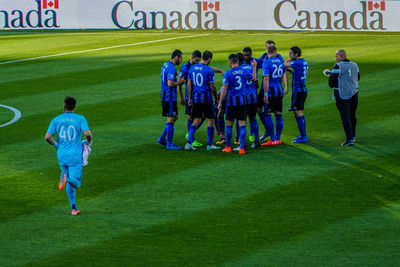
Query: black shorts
291 92 307 111
267 96 283 113
226 105 248 121
192 102 214 119
257 88 265 109
247 103 258 119
162 101 178 117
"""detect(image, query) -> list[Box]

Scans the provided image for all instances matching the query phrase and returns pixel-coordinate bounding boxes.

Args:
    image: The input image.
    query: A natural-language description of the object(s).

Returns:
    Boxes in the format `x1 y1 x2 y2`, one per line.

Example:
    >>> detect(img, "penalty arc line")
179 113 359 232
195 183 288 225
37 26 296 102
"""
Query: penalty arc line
0 34 210 65
0 104 22 128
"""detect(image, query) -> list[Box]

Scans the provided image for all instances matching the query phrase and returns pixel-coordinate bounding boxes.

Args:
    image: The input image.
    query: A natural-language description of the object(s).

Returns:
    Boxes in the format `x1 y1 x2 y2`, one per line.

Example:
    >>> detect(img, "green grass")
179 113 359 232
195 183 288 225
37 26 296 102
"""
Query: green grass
0 30 399 266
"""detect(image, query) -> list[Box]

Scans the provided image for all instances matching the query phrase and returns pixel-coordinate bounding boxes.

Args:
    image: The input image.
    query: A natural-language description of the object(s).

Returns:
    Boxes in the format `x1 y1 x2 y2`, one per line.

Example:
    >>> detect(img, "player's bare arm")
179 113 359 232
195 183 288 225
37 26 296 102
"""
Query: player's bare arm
187 79 193 106
263 75 269 104
218 85 228 111
283 72 288 95
178 77 186 105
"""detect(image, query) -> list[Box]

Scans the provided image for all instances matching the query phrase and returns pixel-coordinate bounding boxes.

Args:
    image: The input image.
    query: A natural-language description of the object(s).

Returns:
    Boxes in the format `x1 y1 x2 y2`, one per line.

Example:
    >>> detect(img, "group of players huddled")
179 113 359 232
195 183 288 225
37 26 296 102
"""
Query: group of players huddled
158 40 309 154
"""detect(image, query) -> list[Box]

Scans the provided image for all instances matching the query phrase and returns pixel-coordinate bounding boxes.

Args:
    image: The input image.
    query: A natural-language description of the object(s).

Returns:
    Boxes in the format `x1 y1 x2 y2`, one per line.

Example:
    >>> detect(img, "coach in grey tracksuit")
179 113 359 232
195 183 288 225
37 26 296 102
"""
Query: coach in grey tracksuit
328 49 360 146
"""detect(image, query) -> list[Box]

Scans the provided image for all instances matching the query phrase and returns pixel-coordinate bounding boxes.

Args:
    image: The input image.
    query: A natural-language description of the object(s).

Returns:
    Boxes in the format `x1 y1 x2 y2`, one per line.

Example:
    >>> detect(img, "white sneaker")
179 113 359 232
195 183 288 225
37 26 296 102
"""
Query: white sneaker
185 143 196 151
233 146 240 152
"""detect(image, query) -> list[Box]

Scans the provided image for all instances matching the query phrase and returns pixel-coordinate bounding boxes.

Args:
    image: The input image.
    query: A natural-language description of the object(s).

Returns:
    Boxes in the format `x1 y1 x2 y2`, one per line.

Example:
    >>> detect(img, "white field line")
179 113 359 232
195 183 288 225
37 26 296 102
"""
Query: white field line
0 104 22 127
0 34 210 65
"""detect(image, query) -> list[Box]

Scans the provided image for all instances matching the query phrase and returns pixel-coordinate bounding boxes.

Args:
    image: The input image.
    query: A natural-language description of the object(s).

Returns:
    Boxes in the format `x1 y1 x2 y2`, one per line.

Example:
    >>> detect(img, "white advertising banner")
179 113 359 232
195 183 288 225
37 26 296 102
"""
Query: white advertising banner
0 0 399 31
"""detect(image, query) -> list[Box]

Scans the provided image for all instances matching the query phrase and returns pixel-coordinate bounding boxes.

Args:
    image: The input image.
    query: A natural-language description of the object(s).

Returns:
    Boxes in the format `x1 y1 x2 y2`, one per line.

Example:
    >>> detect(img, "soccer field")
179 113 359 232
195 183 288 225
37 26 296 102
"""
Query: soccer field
0 30 400 266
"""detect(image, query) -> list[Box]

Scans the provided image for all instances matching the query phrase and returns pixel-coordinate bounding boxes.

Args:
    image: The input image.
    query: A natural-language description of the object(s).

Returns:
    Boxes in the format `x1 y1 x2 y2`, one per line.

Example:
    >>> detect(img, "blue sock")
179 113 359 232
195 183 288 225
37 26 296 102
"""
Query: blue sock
235 120 240 140
166 122 174 146
187 119 193 132
265 114 276 141
66 183 77 211
302 116 307 137
188 125 197 144
239 126 247 149
218 117 225 135
275 114 283 140
160 123 168 140
258 112 267 132
226 126 233 147
207 126 214 146
250 120 259 142
296 116 305 137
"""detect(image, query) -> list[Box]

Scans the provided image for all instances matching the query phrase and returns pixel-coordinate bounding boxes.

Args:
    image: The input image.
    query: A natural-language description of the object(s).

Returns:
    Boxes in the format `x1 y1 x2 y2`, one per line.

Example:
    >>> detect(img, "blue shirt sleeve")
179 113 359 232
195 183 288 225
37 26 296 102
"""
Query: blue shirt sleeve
47 119 56 134
208 68 215 84
222 71 230 86
167 66 176 81
179 64 188 79
187 68 193 81
262 61 270 77
81 116 90 132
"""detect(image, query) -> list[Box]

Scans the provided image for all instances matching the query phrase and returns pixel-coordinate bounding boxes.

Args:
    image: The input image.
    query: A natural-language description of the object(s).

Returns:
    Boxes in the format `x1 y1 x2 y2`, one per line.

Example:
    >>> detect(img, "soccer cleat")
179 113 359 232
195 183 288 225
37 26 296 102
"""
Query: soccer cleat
292 136 308 143
341 140 354 146
192 140 203 147
251 142 261 149
262 140 277 146
259 132 269 142
350 136 356 143
157 138 166 146
166 144 183 150
234 139 240 145
71 209 80 216
233 146 240 152
239 148 246 155
292 136 301 141
249 135 255 142
275 140 282 145
185 133 189 140
58 174 66 191
215 138 226 145
185 143 196 151
207 145 221 151
222 146 232 153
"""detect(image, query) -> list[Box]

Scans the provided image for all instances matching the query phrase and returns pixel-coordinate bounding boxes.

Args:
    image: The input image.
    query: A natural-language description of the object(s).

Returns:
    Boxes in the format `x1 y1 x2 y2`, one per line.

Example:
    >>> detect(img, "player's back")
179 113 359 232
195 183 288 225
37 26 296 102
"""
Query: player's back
240 64 256 95
224 66 252 106
49 113 89 165
291 58 308 93
262 57 285 97
161 61 177 101
179 61 193 99
188 63 215 103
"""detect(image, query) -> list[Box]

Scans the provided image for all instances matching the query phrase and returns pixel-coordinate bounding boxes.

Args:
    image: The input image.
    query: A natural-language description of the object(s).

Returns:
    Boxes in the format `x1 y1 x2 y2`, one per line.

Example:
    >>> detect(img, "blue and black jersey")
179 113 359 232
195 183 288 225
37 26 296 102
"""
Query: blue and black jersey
161 61 178 102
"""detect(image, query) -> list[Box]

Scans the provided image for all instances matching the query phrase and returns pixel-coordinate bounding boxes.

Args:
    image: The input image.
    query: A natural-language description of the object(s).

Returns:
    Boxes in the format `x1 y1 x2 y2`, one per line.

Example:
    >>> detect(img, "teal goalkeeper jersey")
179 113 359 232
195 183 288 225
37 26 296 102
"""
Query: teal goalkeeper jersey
47 112 90 165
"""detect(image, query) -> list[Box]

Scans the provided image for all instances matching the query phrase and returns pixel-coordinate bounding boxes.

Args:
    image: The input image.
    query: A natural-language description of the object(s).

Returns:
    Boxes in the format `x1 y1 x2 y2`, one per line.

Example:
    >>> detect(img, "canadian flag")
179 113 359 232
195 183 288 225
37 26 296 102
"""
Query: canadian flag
202 1 220 11
368 0 385 11
43 0 59 9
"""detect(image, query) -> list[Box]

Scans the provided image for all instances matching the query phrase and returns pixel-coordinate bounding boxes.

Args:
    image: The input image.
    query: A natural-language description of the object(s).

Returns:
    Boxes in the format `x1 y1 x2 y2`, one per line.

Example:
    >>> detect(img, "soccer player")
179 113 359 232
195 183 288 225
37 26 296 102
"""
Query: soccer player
215 86 226 144
284 46 309 143
325 49 359 146
257 40 285 142
158 49 185 150
178 50 203 147
185 51 220 151
261 45 288 146
218 54 257 154
45 96 92 215
243 48 261 148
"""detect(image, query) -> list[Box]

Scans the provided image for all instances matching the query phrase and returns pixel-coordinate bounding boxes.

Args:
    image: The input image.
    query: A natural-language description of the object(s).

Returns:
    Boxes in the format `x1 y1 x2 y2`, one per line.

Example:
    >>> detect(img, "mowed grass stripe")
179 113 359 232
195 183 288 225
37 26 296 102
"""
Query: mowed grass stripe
228 201 400 266
26 152 400 266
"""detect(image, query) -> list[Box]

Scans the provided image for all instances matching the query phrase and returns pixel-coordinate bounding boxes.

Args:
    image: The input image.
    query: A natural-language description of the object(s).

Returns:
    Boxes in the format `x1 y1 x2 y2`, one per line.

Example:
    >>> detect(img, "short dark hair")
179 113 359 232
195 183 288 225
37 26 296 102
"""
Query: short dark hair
266 40 275 45
236 52 244 64
290 46 302 57
243 47 252 54
267 46 277 54
64 96 76 111
171 49 183 59
202 50 213 61
192 50 201 58
228 54 239 64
